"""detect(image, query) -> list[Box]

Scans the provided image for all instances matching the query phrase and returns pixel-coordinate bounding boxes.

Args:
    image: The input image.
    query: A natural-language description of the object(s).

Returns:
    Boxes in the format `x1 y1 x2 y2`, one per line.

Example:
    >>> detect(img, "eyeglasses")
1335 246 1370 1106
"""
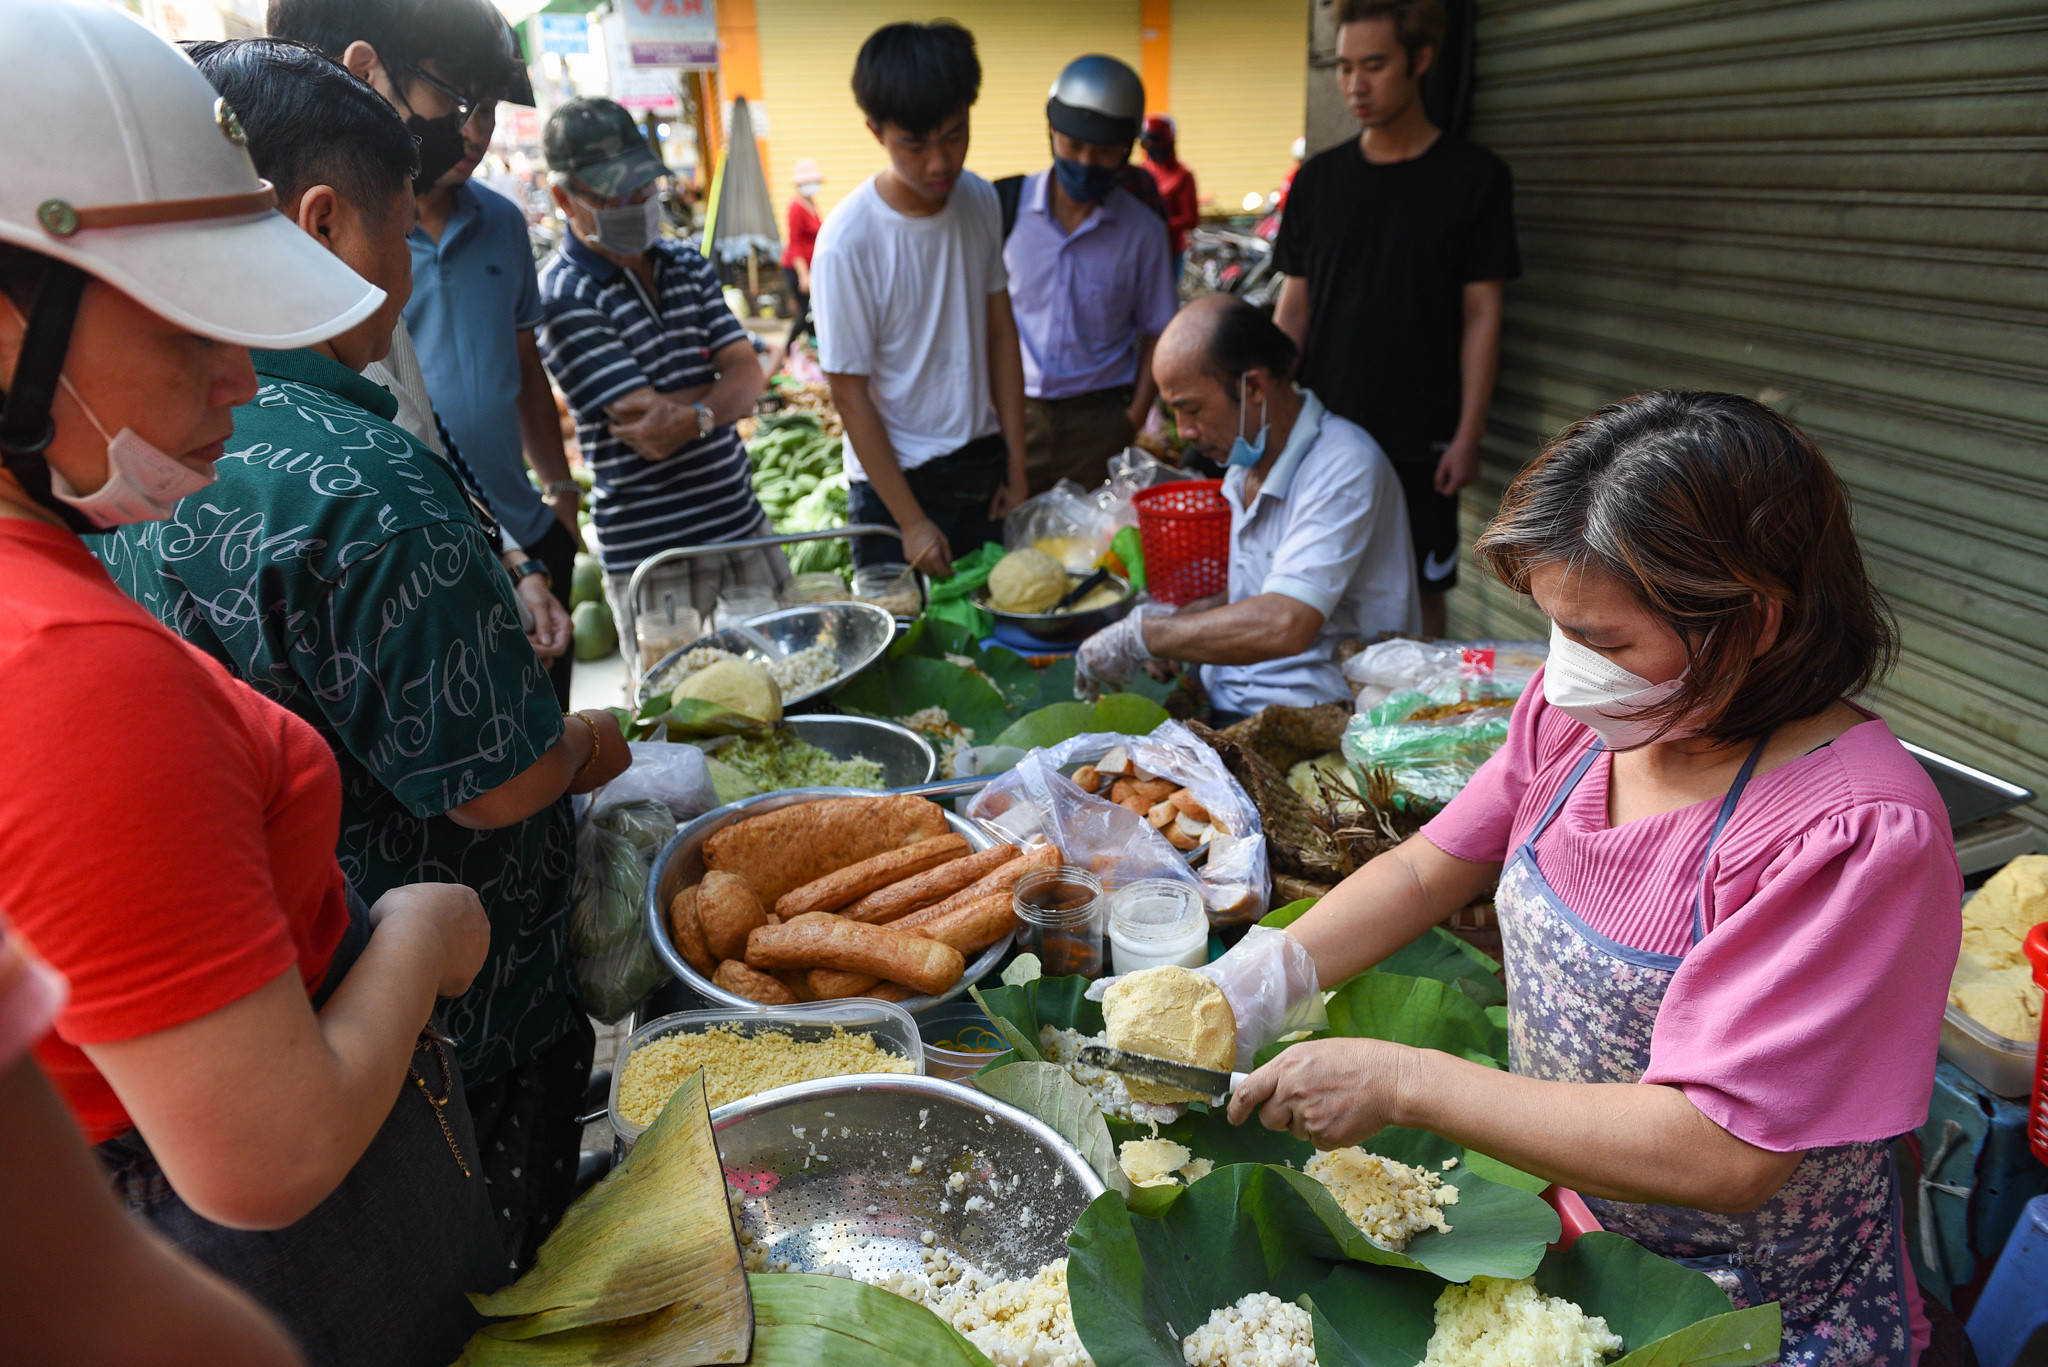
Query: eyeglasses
401 65 478 124
574 180 666 212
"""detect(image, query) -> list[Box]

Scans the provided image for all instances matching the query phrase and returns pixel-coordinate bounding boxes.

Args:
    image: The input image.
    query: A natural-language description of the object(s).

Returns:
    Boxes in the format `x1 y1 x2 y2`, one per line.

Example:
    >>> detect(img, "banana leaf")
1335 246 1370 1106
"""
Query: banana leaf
991 695 1173 753
833 653 1011 741
1320 972 1507 1066
1068 1173 1779 1367
971 1060 1130 1198
1261 901 1506 1009
745 1273 996 1366
1305 1234 1781 1367
967 976 1103 1069
462 1071 750 1356
1066 1174 1342 1367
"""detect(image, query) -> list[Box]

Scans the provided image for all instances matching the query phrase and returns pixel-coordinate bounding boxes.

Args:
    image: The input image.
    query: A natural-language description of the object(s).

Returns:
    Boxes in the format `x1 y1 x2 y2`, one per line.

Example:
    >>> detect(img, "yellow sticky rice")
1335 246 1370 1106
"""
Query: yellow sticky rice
1303 1147 1458 1250
1417 1276 1624 1367
617 1024 913 1123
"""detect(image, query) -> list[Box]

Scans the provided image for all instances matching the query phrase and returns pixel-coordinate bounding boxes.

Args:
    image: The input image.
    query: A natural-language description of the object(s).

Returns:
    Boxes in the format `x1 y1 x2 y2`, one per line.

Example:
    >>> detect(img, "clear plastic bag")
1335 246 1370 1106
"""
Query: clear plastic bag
1091 447 1186 529
586 741 720 823
1342 638 1548 712
1003 481 1119 572
569 797 677 1023
1341 691 1519 811
965 719 1269 927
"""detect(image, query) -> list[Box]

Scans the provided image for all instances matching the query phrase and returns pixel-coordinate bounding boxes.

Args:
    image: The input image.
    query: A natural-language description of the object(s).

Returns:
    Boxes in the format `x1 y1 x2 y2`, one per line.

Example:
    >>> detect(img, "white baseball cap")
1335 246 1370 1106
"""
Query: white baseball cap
0 0 383 349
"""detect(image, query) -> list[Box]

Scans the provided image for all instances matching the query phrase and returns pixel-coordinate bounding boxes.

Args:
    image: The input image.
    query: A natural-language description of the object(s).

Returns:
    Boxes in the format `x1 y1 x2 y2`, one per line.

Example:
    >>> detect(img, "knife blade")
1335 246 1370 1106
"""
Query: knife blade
1077 1044 1246 1103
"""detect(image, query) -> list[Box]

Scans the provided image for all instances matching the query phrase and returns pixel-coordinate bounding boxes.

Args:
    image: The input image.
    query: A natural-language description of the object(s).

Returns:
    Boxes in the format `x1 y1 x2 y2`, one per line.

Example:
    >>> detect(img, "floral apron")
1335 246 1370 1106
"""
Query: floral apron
1496 737 1913 1366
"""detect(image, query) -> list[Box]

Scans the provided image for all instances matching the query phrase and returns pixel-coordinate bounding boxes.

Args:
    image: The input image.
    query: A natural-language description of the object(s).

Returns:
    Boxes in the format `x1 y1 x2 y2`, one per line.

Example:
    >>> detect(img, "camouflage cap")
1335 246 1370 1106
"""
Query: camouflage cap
543 96 666 200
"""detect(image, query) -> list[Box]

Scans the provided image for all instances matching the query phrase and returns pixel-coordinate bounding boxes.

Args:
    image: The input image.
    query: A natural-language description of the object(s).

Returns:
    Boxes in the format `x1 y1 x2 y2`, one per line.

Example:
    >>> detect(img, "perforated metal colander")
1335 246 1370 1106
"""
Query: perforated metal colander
711 1074 1104 1285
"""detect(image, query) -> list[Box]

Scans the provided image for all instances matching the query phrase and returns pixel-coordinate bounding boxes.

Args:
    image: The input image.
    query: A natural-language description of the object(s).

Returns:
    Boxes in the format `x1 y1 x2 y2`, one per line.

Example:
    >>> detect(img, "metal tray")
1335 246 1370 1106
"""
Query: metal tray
700 715 938 790
637 601 897 711
1901 741 2036 831
644 787 1011 1014
973 571 1136 644
712 1073 1105 1284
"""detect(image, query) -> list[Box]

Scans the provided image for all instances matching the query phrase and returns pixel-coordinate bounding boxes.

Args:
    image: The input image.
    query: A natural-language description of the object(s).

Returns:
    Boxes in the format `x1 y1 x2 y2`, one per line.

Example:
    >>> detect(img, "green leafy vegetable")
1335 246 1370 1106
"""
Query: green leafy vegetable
834 654 1011 740
972 1060 1131 1197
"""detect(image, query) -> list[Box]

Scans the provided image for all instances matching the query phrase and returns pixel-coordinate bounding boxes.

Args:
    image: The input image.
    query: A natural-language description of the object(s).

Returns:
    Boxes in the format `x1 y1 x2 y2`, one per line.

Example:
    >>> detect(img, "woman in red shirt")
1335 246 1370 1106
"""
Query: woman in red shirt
0 5 502 1364
781 156 824 342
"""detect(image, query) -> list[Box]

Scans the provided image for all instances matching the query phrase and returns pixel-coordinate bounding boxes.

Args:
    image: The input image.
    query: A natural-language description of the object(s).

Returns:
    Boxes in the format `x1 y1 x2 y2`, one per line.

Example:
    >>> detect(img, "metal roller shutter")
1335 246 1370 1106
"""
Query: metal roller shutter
1452 0 2048 834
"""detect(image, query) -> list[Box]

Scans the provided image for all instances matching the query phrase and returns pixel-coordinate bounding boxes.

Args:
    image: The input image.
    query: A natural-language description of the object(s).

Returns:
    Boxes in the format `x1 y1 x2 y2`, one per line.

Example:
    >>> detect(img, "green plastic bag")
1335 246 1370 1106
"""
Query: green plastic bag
1341 690 1516 810
924 540 1006 639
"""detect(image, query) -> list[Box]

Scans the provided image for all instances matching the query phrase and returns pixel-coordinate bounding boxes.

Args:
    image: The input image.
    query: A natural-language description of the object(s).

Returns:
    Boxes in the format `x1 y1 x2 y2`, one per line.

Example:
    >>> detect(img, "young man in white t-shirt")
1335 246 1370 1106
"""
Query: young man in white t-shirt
811 21 1029 573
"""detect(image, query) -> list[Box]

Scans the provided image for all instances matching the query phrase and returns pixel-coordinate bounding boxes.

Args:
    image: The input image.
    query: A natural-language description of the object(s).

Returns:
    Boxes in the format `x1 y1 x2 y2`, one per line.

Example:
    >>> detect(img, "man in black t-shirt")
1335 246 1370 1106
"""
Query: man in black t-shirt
1274 0 1518 637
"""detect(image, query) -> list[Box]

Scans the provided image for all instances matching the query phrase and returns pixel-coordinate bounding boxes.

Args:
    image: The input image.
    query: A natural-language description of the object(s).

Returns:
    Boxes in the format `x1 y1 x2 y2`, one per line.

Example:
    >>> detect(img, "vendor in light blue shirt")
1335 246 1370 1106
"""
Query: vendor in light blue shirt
1077 296 1420 721
1003 55 1178 494
407 90 584 707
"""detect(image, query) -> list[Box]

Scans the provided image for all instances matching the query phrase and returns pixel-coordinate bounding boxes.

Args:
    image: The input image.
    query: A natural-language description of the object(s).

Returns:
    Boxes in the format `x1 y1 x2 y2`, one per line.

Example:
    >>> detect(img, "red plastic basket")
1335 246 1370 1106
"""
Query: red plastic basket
2026 923 2048 1164
1133 479 1232 606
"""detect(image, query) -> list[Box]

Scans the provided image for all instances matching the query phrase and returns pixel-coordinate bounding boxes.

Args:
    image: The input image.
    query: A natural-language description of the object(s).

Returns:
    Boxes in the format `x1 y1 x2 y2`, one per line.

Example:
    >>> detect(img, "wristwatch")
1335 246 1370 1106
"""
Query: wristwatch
543 478 581 500
508 558 551 587
692 401 715 439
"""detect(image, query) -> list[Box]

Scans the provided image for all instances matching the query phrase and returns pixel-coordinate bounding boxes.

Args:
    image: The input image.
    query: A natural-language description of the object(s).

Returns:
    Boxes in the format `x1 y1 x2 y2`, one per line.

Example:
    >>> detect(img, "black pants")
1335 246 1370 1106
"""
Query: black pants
463 1010 595 1273
848 433 1006 569
781 266 812 342
531 517 578 709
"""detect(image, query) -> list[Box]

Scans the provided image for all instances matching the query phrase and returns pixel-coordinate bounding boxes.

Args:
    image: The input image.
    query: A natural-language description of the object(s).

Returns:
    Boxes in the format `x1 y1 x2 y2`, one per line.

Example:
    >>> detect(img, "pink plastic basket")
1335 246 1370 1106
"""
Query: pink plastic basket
1133 479 1231 606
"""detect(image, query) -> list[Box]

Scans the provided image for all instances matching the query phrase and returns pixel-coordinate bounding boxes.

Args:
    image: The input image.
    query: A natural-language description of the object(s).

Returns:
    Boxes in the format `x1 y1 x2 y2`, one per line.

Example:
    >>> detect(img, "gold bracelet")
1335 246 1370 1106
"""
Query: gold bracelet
569 711 604 782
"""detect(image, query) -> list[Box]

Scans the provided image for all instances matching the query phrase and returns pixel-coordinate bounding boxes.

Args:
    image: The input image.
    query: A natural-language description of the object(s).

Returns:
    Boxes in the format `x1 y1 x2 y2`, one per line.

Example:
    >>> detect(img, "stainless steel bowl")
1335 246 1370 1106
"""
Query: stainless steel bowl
713 1074 1105 1284
637 601 897 710
974 571 1137 644
645 787 1012 1014
703 715 937 790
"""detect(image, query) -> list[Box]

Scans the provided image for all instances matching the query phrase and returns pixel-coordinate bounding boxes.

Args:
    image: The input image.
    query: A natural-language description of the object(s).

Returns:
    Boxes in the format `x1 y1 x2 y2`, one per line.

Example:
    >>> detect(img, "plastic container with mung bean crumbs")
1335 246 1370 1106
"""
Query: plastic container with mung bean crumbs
609 1000 923 1151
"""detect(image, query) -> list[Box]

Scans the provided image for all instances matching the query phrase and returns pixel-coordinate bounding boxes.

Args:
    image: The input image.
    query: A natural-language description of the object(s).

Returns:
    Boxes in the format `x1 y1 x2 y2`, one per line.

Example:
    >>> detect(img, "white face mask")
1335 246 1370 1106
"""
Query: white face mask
47 373 216 527
2 297 214 528
795 180 822 197
1542 621 1688 750
585 195 661 256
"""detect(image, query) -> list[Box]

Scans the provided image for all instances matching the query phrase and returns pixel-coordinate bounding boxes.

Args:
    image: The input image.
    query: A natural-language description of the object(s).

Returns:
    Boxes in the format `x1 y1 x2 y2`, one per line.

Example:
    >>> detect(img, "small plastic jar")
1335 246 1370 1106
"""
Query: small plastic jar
1013 866 1106 979
853 562 924 618
781 570 848 606
1108 879 1208 974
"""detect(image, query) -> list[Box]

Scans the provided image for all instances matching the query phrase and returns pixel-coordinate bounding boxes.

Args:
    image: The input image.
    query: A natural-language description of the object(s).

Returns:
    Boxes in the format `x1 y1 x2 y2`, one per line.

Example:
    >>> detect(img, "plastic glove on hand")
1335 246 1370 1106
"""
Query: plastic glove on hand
1084 926 1325 1072
1074 609 1153 702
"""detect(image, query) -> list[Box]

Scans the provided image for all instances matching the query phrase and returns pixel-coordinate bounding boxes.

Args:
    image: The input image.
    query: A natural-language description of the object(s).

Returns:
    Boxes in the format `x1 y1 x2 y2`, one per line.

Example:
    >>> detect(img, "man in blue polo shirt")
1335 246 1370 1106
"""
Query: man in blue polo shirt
534 98 776 666
1006 55 1178 495
405 49 585 708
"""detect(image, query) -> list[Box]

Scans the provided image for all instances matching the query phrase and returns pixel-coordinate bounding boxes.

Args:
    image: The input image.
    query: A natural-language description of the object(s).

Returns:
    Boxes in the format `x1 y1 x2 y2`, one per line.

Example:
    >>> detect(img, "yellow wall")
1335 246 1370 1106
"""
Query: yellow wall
752 0 1303 228
1168 0 1307 214
754 0 1140 225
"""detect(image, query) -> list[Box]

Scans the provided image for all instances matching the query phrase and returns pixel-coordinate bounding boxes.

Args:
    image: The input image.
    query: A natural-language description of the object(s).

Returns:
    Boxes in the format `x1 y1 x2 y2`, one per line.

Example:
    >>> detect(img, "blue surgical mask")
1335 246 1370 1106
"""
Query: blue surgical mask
1226 373 1268 468
1053 155 1121 204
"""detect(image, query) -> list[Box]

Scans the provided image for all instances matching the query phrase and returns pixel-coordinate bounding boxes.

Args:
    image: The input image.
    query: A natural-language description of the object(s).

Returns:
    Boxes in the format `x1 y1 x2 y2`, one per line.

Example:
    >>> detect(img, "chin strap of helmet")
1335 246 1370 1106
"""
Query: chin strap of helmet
0 258 97 535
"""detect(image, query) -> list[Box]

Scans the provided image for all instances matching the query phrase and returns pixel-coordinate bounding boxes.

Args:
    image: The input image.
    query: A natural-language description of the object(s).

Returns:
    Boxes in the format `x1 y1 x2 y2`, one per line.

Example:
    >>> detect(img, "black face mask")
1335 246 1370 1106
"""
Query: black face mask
407 109 467 193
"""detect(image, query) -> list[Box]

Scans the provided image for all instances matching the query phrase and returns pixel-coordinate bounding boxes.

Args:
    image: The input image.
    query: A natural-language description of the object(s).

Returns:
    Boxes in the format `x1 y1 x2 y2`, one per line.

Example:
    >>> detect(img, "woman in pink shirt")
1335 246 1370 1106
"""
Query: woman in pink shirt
1220 391 1960 1365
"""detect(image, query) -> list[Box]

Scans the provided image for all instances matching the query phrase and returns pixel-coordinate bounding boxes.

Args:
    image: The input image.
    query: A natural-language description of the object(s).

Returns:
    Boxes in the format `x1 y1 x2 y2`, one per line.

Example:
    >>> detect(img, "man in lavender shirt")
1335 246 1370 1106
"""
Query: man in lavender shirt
1004 55 1179 494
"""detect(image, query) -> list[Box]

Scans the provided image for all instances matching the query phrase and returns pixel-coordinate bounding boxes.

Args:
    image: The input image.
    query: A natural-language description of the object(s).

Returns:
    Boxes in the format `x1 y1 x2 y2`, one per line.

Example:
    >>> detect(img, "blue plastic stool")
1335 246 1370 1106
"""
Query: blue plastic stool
1967 1193 2048 1367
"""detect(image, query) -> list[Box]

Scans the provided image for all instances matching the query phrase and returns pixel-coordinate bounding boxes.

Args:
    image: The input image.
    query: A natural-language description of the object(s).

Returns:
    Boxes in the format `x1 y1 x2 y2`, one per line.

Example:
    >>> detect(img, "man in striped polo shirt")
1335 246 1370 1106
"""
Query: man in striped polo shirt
535 97 778 660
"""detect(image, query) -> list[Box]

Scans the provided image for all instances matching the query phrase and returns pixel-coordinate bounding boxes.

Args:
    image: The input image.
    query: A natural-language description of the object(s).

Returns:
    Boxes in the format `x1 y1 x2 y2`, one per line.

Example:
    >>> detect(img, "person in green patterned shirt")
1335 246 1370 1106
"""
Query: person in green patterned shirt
97 39 630 1272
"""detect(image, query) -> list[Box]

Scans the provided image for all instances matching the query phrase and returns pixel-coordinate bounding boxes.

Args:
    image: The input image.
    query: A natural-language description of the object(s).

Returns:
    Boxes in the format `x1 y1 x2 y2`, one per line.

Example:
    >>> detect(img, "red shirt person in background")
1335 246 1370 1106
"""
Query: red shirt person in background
781 157 823 343
1140 114 1200 280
